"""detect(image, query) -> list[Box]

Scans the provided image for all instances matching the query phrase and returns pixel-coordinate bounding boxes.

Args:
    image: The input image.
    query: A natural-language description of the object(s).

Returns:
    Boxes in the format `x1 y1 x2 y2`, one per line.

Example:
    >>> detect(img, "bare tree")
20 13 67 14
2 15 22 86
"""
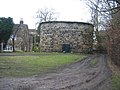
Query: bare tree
106 0 120 66
81 0 106 52
36 8 58 52
81 0 117 52
36 8 58 23
82 0 120 65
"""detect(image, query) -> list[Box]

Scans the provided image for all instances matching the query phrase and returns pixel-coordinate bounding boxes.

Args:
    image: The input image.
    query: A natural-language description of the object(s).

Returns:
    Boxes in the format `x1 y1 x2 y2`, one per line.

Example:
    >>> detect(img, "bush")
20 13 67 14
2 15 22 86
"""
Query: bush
32 46 40 52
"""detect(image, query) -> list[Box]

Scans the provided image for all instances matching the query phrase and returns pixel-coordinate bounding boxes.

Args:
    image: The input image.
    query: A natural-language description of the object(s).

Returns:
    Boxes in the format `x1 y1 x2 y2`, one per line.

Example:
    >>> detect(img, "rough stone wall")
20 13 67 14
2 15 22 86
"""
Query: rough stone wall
11 24 30 52
39 21 94 53
17 24 29 51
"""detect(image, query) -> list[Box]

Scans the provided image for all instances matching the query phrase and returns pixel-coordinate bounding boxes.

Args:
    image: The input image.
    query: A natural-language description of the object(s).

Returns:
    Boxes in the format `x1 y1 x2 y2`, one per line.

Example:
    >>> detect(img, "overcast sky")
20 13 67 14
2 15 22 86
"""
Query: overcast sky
0 0 91 29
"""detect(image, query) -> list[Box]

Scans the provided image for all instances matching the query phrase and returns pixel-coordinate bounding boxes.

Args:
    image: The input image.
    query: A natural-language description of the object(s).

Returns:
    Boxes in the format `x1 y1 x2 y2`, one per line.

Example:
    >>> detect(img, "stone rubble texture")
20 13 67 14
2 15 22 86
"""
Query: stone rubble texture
39 21 94 53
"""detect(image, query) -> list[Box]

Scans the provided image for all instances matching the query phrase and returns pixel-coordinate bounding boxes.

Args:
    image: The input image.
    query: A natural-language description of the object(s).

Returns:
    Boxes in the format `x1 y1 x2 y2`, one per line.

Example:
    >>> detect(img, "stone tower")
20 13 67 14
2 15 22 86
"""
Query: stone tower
39 21 94 53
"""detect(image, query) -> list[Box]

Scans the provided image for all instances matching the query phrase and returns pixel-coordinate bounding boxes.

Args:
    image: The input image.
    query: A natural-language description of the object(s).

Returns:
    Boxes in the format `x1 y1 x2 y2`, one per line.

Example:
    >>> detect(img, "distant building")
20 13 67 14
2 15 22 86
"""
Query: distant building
3 45 13 52
7 20 36 52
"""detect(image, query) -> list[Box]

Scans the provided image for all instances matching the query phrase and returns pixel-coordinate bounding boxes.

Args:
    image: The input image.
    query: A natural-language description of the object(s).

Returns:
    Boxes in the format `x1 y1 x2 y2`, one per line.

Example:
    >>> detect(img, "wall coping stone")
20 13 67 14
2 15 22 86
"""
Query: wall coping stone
39 21 94 27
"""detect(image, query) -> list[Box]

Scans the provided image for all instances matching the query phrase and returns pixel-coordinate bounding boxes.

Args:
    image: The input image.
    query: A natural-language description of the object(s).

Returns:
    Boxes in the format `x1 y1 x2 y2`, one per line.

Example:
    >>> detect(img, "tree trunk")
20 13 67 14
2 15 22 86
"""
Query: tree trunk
12 38 15 52
0 42 3 53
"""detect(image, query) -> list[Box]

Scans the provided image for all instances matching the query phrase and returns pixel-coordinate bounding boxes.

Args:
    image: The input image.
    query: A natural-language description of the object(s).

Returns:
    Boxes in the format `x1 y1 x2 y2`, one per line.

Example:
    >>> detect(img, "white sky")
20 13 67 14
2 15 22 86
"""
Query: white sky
0 0 91 29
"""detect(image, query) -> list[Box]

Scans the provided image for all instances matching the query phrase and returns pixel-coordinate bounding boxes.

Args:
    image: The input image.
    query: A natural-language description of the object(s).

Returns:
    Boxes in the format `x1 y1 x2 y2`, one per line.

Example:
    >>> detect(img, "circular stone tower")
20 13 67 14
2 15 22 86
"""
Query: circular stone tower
39 21 94 53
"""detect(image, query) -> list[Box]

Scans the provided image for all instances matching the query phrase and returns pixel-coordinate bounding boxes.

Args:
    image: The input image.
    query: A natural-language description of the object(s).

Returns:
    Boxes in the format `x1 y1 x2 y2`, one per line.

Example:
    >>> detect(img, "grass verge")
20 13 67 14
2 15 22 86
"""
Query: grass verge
112 74 120 90
0 54 86 77
107 57 120 90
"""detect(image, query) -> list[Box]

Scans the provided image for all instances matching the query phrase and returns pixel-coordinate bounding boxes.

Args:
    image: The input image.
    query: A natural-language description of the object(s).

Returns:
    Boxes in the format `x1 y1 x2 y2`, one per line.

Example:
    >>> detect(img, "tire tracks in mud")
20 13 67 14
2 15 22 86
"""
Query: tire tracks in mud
0 54 111 90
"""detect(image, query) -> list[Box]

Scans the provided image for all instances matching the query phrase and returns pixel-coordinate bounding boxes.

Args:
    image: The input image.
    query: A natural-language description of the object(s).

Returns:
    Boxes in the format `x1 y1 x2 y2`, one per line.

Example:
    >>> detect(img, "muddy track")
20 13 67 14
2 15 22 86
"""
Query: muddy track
0 54 111 90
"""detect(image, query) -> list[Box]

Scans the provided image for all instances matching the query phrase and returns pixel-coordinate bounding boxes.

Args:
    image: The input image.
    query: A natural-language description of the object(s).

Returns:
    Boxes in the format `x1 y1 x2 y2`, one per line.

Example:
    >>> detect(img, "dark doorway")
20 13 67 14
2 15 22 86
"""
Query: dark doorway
62 44 70 53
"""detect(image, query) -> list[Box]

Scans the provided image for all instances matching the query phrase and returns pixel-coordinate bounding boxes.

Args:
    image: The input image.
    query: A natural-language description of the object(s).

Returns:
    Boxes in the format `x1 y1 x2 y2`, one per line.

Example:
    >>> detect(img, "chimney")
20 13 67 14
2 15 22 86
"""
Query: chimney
20 18 24 24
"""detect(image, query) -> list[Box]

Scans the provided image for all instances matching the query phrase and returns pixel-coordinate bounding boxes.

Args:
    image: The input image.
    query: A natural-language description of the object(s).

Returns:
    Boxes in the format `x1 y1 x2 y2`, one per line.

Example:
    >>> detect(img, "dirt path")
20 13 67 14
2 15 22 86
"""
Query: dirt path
0 54 111 90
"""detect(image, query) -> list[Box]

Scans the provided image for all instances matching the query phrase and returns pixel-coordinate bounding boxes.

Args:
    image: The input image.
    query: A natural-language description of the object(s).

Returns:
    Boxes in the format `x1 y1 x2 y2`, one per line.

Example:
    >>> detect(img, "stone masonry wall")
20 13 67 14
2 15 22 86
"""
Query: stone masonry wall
39 21 94 53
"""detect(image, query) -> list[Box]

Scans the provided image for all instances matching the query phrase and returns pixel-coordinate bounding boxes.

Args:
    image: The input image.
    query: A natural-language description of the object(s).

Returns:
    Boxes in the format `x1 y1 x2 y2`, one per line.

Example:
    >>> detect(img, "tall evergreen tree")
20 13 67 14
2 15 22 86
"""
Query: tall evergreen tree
0 17 14 49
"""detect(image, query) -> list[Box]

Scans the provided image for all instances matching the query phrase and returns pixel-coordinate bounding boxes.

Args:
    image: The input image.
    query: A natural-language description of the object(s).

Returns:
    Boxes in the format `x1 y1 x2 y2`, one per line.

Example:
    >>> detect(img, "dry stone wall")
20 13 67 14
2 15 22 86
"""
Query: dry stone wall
39 21 94 53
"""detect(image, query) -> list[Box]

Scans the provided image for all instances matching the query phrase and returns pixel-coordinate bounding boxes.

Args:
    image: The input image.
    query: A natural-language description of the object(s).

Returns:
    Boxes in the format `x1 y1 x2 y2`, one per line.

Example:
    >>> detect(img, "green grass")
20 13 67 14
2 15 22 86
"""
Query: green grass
107 57 120 90
112 74 120 90
90 58 98 66
0 54 86 77
3 51 65 55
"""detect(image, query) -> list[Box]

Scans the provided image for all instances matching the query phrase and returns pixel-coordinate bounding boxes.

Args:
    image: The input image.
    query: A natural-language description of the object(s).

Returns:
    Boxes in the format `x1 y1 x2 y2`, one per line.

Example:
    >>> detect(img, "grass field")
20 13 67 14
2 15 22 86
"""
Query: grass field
0 54 86 77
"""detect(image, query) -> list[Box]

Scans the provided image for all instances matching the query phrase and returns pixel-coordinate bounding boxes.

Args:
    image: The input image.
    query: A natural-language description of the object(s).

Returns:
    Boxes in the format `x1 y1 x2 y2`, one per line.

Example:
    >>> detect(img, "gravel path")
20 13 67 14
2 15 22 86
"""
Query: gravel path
0 54 111 90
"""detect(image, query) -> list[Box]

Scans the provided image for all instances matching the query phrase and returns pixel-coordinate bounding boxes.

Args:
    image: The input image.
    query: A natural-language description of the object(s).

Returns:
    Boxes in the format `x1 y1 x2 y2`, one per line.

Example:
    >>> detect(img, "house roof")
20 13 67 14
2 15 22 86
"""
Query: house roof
12 24 28 35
